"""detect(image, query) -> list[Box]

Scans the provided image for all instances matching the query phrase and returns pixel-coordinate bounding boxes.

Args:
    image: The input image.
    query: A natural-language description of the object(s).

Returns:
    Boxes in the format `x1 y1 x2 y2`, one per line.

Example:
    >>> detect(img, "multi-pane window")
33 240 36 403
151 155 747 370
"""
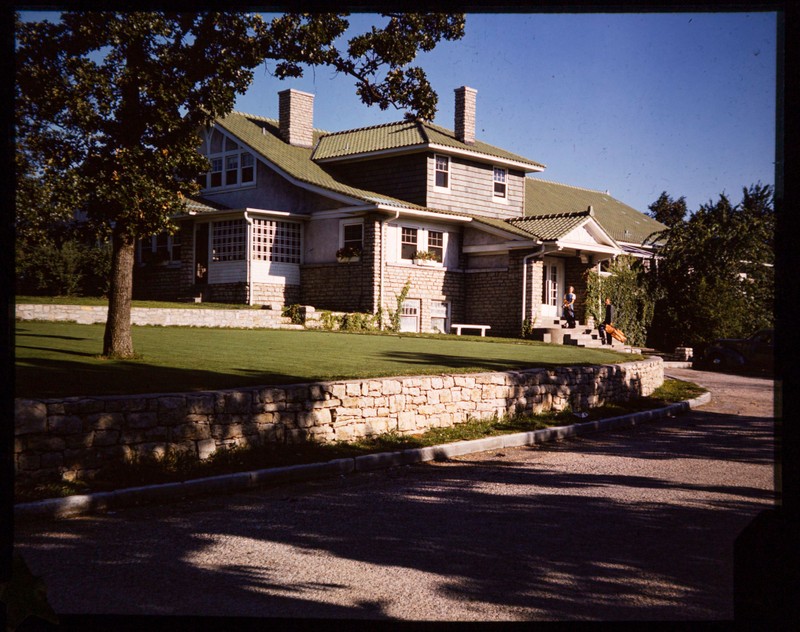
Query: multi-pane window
252 219 301 264
140 230 181 264
200 130 256 189
212 219 246 261
427 231 444 262
493 167 507 198
430 301 450 333
241 153 254 183
400 299 420 333
401 227 418 260
435 154 449 188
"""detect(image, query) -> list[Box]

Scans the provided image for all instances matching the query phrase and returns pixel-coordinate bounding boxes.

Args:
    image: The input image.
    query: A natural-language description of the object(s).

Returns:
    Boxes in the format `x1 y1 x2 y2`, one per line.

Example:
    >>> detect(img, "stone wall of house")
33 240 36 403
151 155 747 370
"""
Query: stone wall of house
133 265 184 301
15 304 293 329
14 357 664 484
250 282 301 307
464 250 526 337
381 263 466 332
301 262 373 313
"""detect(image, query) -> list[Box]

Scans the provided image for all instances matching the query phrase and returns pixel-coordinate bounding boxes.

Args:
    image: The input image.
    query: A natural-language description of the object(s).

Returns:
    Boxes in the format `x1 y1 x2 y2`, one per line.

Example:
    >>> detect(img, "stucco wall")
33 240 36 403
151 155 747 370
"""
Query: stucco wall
14 357 664 484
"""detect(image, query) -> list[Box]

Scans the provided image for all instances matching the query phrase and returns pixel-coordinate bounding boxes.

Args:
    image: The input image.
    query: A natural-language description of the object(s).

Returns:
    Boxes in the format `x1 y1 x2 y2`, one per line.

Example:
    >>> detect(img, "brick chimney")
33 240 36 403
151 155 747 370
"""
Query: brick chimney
454 86 477 145
278 88 315 148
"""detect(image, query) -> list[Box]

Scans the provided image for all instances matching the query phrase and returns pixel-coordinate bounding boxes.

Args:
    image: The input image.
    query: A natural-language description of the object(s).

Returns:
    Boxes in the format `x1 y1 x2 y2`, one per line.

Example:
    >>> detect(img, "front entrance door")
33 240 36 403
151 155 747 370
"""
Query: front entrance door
541 257 564 319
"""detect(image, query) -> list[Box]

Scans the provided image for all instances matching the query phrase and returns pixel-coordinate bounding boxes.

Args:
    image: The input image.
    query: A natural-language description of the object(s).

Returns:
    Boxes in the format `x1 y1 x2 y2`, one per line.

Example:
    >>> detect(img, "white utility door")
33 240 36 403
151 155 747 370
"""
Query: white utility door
541 257 565 319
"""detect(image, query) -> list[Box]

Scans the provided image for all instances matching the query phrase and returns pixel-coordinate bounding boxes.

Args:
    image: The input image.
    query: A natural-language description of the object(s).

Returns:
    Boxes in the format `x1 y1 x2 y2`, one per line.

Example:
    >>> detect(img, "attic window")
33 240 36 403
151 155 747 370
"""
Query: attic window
201 130 256 190
493 167 507 198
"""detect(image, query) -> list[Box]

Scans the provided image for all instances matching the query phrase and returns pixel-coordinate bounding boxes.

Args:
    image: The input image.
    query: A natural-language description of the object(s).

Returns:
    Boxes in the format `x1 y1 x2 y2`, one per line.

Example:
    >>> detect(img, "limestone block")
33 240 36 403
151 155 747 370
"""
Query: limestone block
88 412 124 431
127 412 158 429
15 400 47 435
398 411 416 431
297 408 332 428
186 394 215 415
197 439 217 460
382 380 402 395
48 415 83 435
91 430 120 447
40 452 64 469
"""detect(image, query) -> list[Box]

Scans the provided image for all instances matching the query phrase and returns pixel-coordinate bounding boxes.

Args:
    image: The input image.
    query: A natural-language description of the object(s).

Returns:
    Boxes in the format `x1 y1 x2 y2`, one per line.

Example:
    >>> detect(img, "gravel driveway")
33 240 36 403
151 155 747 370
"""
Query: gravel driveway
14 368 776 622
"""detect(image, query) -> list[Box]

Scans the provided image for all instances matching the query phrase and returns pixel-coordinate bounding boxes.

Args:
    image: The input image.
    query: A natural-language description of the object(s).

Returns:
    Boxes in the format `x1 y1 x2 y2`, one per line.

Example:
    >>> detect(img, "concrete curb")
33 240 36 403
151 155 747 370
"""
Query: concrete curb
15 393 711 521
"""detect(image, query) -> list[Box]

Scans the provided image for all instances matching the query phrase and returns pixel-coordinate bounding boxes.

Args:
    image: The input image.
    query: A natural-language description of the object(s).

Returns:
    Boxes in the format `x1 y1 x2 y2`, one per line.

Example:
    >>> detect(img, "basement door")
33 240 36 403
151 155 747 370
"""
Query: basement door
541 257 565 319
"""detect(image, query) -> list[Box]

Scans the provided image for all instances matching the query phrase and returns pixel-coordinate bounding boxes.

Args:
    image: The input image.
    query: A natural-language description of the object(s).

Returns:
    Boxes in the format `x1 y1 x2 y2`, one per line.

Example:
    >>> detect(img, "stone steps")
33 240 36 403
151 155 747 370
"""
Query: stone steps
530 318 636 352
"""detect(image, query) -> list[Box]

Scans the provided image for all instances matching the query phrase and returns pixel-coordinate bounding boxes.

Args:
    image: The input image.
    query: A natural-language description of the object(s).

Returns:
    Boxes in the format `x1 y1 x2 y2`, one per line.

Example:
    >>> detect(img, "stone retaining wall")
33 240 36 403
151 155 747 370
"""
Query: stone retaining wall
14 357 663 484
15 304 293 329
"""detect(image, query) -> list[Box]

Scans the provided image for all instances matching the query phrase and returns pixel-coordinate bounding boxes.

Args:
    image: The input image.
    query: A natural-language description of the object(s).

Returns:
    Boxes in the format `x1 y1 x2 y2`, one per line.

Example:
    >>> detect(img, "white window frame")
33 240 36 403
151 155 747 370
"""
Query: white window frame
396 223 449 266
339 219 364 253
399 299 420 333
434 154 450 190
211 219 247 262
430 300 450 334
200 129 257 191
252 218 302 264
493 166 507 199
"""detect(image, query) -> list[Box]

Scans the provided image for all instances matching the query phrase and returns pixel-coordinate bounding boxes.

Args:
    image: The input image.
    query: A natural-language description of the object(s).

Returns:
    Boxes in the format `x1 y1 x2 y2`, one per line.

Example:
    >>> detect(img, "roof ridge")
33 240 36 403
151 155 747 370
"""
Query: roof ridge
527 177 609 196
510 209 591 221
229 110 331 135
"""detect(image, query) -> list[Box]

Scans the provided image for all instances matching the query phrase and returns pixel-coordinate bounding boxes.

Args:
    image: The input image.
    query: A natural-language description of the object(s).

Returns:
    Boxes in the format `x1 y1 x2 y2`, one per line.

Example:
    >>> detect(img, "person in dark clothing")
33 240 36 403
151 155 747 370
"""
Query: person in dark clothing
598 297 614 345
562 286 576 328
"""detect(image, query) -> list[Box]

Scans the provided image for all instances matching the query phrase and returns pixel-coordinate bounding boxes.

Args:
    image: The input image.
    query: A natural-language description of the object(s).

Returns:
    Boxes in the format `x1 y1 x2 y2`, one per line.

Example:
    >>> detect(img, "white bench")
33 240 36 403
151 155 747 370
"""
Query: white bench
451 324 491 336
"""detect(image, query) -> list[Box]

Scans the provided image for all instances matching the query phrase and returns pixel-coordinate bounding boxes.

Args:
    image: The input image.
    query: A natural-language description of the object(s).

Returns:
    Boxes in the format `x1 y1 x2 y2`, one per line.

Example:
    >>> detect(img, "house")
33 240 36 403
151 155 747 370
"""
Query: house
133 86 666 337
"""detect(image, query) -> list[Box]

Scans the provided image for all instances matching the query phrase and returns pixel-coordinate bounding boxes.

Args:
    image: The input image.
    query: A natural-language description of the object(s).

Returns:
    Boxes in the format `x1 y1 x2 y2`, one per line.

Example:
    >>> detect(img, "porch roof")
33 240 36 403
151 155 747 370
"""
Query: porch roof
524 178 667 245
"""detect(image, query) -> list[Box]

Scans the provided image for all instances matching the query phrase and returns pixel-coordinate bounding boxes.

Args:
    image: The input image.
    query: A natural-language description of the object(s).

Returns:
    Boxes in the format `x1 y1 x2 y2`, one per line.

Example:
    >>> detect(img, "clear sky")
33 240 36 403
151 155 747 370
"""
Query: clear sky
234 11 777 216
19 10 777 216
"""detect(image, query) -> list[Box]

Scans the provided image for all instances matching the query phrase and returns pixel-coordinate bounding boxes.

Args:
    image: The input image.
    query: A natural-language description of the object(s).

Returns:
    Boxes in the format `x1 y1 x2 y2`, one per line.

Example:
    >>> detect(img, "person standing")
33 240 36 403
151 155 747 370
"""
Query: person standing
599 297 614 345
562 286 576 328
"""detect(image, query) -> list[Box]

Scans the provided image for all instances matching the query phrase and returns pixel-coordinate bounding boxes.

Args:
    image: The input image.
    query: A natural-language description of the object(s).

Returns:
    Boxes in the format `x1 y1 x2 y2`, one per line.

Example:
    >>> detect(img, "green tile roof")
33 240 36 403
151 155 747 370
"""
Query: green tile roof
507 211 594 241
214 111 432 211
313 120 545 170
183 195 229 214
524 178 666 245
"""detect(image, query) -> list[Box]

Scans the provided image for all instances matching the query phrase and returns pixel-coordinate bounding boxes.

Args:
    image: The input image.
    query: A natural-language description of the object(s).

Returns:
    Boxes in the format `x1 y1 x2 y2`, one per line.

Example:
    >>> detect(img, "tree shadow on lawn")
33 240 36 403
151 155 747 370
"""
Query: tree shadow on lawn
15 409 774 621
14 357 313 399
379 350 607 371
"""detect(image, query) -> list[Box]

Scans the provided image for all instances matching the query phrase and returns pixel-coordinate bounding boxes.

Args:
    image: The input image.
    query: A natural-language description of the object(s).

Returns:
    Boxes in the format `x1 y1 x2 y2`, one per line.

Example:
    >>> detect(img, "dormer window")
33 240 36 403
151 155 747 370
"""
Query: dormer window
435 154 450 188
199 129 257 190
493 167 507 198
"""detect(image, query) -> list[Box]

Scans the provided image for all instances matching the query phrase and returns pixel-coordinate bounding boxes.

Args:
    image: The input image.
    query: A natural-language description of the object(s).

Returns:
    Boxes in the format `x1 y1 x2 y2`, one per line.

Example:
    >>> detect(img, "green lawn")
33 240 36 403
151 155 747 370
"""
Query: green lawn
15 321 639 399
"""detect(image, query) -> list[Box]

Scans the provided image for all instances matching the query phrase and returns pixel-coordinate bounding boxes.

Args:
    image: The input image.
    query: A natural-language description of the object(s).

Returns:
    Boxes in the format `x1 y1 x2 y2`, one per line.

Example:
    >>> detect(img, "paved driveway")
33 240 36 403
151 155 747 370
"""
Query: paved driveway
14 369 776 622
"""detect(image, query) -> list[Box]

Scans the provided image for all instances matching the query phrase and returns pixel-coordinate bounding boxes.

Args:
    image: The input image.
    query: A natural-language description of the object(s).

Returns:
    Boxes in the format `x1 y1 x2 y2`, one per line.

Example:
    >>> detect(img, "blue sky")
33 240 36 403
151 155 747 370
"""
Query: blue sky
20 10 777 216
235 11 777 216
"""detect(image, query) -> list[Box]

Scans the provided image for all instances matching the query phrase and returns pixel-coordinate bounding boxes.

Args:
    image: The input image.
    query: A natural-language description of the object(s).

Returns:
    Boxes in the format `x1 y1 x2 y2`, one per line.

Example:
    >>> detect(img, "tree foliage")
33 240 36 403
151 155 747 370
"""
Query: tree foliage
584 255 656 348
646 191 688 228
15 11 464 357
646 183 775 351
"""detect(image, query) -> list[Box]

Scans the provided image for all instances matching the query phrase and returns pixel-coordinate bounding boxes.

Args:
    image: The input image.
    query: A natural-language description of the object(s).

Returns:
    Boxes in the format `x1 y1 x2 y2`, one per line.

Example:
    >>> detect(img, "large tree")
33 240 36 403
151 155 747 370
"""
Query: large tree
646 191 688 228
646 183 775 351
15 12 465 358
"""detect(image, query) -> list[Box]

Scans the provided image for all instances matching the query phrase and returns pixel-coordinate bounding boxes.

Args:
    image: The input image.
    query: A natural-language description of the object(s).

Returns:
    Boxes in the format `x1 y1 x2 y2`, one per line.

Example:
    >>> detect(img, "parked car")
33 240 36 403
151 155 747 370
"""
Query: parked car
694 329 774 374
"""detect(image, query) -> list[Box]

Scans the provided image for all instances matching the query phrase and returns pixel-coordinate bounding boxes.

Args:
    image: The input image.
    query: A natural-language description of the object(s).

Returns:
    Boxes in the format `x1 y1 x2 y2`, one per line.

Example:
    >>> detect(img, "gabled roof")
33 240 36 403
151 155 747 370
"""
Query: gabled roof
507 210 595 241
214 111 434 211
183 195 229 214
525 178 666 245
313 119 545 171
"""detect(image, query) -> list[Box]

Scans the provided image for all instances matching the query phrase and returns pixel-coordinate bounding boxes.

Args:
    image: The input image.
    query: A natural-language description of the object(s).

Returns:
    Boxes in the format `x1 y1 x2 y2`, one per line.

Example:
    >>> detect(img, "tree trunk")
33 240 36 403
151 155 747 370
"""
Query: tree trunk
103 227 136 358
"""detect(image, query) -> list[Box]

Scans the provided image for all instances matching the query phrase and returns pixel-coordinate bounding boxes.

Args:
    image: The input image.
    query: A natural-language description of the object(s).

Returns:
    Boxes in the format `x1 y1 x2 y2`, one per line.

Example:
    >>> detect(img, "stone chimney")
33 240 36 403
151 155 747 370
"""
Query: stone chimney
454 86 477 145
278 88 315 148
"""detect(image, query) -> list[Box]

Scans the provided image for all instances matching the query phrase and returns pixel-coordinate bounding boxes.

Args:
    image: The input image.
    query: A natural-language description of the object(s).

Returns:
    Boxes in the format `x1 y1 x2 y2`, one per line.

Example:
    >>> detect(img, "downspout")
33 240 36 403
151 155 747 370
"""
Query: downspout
522 245 546 328
379 209 401 329
244 211 254 306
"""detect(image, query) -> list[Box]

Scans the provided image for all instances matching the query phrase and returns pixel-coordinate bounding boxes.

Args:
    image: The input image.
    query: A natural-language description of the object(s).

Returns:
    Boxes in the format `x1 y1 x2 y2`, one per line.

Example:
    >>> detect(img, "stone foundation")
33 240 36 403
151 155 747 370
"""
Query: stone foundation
15 357 663 484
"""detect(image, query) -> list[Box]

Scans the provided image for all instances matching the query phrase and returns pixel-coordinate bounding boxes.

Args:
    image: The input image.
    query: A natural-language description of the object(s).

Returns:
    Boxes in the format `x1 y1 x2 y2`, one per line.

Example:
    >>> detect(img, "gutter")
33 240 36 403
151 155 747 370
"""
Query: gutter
380 209 401 326
244 211 254 305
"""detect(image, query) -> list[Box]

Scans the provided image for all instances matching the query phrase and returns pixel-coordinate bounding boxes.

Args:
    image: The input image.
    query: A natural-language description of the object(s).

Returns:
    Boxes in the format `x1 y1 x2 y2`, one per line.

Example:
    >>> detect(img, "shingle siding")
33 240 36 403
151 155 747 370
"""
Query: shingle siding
427 156 525 219
329 154 427 207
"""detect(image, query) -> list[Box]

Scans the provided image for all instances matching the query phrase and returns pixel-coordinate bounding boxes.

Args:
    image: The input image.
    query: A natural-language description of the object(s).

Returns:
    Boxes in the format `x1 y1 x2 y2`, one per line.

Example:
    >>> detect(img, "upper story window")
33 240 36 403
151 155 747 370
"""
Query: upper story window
211 219 246 262
493 167 507 198
252 218 301 264
199 129 257 190
434 154 450 188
